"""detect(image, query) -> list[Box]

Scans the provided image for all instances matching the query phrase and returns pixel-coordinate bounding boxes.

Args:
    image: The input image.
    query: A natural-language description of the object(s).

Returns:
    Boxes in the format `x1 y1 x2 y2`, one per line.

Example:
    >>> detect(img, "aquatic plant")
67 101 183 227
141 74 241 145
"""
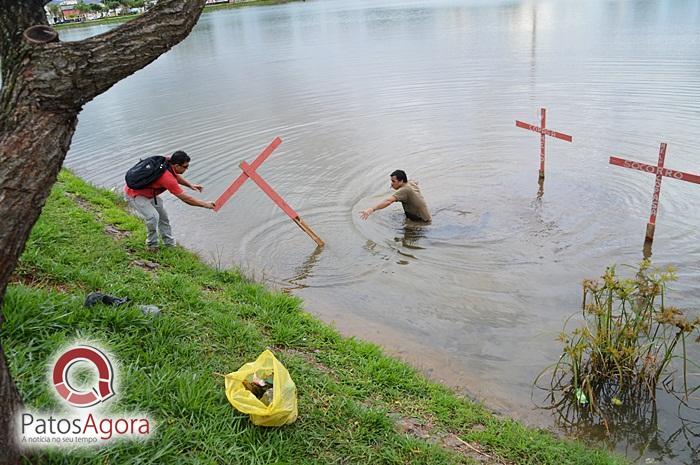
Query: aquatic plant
536 261 700 432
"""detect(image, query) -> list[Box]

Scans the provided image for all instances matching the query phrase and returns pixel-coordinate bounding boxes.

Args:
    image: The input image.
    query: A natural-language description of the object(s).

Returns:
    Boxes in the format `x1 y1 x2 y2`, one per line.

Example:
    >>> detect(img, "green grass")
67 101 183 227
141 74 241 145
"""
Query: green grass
3 170 627 464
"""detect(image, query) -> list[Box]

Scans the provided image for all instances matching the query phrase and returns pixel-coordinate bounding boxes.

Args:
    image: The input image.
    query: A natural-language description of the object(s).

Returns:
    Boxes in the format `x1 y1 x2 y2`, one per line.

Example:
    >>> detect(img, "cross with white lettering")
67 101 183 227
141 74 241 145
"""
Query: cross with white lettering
610 143 700 243
214 137 324 247
516 108 572 179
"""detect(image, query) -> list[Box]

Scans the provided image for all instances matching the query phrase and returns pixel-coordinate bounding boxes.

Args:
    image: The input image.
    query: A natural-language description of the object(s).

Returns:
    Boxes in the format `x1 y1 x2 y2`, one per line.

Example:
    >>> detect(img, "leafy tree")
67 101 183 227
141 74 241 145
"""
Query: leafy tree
47 3 63 22
0 1 207 463
75 2 90 18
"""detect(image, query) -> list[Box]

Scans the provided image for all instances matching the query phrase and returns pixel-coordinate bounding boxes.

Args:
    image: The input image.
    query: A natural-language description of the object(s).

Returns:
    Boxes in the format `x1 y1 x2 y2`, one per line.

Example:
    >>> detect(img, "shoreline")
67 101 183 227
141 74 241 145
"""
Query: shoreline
299 295 554 423
3 170 626 464
53 0 304 31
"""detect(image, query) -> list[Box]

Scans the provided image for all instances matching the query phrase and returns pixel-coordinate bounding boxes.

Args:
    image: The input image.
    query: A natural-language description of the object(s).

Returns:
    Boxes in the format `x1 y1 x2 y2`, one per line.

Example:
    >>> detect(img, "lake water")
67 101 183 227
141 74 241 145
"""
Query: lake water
61 1 700 462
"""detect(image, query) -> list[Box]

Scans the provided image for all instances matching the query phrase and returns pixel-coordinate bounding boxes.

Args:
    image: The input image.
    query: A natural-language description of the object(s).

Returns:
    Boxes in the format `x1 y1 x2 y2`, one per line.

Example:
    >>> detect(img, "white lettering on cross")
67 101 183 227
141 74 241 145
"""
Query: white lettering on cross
609 142 700 243
515 107 572 179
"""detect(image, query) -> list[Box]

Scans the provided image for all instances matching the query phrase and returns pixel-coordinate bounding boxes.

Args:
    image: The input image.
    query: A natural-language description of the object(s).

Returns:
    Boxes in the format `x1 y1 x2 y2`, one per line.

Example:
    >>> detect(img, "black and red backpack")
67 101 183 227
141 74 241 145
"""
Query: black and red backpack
125 156 171 190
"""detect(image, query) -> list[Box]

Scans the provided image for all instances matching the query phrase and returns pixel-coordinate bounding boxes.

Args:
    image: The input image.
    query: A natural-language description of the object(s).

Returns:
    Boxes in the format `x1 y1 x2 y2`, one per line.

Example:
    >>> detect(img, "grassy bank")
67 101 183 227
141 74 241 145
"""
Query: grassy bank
3 171 626 464
54 1 301 30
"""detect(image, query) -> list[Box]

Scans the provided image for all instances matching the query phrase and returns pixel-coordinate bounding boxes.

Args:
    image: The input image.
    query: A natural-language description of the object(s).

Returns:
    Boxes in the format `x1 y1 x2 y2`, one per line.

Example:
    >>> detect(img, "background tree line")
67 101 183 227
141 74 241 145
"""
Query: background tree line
47 1 148 22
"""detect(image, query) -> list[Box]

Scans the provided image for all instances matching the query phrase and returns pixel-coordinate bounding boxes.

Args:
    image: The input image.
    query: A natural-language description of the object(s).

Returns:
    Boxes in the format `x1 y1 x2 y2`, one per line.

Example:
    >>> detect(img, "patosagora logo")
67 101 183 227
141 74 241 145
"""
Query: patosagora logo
18 342 152 448
52 345 115 408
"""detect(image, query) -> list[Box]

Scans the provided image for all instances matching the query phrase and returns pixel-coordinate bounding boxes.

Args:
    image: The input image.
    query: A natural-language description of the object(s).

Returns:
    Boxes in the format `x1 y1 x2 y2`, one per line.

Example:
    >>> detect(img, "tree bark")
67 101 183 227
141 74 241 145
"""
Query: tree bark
0 1 207 463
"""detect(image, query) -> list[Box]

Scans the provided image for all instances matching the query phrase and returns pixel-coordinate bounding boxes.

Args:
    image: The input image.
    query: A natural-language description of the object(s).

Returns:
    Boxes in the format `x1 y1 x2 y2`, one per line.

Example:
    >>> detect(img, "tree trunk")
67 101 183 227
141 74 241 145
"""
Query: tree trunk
0 2 207 463
0 106 76 465
0 340 22 465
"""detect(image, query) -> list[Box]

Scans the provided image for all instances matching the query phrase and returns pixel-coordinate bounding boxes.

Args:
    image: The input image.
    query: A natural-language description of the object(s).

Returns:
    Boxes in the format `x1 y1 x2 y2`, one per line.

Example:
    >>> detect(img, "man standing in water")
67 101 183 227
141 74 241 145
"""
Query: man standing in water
360 170 431 222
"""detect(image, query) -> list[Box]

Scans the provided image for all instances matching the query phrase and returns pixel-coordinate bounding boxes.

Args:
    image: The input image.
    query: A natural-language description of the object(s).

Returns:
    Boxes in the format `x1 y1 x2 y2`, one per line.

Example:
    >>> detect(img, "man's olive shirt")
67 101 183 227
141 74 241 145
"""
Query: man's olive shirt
393 181 431 222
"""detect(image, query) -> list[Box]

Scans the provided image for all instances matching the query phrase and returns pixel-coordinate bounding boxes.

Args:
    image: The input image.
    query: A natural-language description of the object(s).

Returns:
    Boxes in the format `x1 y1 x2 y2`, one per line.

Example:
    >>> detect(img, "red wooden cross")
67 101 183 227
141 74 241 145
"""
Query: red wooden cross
610 143 700 243
214 137 324 247
516 108 572 179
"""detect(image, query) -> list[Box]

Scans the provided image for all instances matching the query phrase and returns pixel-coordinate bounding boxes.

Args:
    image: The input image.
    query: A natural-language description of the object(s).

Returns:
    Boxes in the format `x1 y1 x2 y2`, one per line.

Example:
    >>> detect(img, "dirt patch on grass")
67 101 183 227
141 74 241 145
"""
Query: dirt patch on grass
67 192 99 213
9 271 76 294
278 347 335 376
104 224 130 239
392 414 508 464
67 193 130 240
202 284 224 293
131 259 160 272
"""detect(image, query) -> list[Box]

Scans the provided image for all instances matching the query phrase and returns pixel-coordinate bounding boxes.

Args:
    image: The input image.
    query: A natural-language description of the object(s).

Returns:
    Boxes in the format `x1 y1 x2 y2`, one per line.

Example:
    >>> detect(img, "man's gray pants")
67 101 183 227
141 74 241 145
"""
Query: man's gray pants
127 196 175 247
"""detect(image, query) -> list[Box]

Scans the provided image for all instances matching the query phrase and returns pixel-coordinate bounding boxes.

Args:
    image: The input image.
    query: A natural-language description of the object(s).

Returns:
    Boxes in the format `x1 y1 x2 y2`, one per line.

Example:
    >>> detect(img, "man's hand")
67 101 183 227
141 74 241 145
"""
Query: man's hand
192 184 203 192
360 207 374 220
205 201 216 210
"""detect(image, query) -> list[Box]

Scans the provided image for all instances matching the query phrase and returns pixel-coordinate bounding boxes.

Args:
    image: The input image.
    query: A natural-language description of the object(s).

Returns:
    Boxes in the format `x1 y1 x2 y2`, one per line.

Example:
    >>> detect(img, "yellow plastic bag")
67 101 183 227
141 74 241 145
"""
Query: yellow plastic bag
224 349 298 426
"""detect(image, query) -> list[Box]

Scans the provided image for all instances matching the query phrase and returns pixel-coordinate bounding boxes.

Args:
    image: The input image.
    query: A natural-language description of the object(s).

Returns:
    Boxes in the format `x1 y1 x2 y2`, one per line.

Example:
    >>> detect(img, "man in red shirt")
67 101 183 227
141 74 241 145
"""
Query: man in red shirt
124 151 216 251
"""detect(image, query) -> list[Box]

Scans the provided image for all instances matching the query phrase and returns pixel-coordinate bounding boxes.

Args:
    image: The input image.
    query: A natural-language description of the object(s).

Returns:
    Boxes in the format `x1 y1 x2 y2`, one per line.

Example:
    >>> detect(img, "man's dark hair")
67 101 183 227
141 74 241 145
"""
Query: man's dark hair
390 169 407 183
171 150 190 166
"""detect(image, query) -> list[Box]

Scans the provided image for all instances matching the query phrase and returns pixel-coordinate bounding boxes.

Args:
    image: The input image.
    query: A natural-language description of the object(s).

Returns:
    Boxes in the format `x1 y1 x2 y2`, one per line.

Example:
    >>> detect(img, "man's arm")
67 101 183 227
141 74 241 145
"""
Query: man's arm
175 192 215 209
174 172 203 192
360 196 396 220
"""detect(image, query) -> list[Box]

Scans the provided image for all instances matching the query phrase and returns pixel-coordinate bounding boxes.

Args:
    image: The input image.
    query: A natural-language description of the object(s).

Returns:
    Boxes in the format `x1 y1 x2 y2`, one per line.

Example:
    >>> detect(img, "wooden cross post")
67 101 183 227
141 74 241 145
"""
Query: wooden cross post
516 108 572 179
610 143 700 243
214 137 324 247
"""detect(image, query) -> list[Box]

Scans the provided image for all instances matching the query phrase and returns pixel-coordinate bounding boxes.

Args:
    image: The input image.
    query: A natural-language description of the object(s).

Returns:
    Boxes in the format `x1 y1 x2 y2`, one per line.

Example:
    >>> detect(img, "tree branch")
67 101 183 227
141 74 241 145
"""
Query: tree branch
28 0 207 112
0 1 48 122
0 1 47 65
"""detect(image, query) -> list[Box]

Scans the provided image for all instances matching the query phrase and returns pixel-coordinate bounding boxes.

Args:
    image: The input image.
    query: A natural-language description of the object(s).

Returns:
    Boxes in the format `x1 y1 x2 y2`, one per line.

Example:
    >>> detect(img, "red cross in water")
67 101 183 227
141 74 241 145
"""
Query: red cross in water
516 108 572 179
610 143 700 243
214 137 324 247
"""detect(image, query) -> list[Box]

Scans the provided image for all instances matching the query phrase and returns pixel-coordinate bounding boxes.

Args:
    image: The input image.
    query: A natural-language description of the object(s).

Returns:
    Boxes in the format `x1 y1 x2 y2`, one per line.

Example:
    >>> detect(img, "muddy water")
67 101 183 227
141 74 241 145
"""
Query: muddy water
62 0 700 462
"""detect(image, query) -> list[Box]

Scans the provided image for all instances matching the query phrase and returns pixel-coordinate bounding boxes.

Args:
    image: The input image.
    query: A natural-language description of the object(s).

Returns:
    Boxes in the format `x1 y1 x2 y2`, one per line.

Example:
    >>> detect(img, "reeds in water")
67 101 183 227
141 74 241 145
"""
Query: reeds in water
536 261 700 431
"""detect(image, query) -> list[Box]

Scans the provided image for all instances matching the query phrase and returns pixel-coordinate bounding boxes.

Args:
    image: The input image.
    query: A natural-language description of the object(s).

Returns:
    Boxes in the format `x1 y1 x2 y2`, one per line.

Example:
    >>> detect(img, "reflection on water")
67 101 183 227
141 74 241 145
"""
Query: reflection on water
536 176 544 200
643 240 653 261
548 391 700 465
282 245 323 293
397 222 427 250
61 0 700 462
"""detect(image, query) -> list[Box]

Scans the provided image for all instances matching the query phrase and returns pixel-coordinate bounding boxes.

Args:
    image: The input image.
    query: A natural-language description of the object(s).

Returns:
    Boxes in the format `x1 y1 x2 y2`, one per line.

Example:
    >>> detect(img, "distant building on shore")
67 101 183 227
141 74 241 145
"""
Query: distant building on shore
44 1 251 26
45 1 156 25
